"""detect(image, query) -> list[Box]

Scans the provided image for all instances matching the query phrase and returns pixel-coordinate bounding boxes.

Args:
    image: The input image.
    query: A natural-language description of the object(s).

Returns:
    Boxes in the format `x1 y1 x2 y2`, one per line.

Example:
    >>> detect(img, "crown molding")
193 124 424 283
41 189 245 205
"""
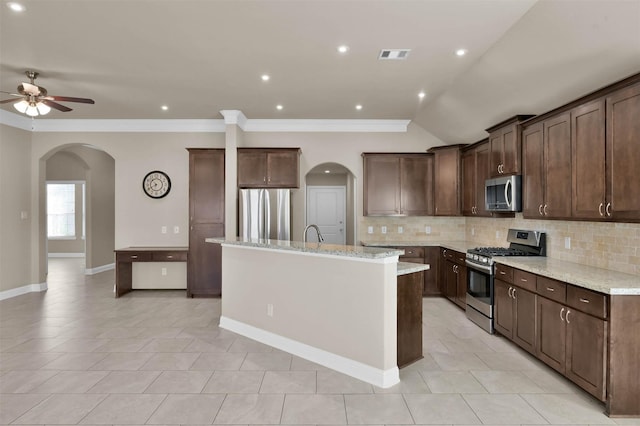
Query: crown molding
1 110 410 133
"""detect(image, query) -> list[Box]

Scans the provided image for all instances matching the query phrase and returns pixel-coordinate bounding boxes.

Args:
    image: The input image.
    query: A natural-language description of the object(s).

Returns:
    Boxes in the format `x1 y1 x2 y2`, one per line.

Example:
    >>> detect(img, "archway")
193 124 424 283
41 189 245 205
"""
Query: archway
304 162 356 245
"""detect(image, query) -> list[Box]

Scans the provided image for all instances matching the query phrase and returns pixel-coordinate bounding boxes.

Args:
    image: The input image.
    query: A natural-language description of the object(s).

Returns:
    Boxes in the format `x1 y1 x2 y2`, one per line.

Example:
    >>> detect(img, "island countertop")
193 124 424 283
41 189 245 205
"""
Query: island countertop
207 237 403 260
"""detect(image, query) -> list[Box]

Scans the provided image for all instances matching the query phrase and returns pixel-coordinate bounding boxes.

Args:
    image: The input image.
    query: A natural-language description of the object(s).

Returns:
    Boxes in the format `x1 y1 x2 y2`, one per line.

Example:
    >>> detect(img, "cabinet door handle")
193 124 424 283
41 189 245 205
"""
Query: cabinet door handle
606 202 612 217
543 204 548 215
560 307 565 321
566 310 571 324
263 177 266 182
512 288 517 299
598 203 604 216
546 287 555 292
131 255 138 259
497 165 501 174
508 287 513 298
443 249 447 258
166 255 173 259
520 278 527 282
579 298 590 304
539 204 544 215
499 270 506 275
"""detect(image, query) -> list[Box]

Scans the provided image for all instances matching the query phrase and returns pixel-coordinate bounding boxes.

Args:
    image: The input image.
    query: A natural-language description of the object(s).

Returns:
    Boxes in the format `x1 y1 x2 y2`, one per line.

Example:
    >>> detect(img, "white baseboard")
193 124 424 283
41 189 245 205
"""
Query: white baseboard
48 253 85 258
0 282 48 301
219 316 399 388
85 263 115 275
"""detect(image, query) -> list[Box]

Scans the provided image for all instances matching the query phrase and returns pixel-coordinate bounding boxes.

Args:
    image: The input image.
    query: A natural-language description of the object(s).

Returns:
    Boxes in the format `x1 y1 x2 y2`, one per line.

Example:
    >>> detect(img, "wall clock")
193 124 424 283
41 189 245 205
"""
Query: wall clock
142 170 171 199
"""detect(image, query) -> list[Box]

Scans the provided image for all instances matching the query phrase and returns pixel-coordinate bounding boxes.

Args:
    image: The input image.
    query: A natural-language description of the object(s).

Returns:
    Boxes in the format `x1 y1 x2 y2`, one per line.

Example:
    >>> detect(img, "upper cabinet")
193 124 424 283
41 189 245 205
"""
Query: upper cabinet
363 153 434 216
237 148 300 188
487 115 534 177
429 145 464 216
462 141 491 217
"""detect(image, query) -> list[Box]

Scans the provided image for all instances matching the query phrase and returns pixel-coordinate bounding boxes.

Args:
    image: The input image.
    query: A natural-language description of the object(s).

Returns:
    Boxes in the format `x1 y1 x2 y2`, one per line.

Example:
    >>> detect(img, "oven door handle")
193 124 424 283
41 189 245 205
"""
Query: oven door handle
465 260 493 274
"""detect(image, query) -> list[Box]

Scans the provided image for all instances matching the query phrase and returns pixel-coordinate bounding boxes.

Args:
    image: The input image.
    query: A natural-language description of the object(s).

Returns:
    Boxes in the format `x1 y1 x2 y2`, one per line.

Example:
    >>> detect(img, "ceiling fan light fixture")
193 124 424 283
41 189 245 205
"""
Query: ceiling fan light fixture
25 103 40 117
37 102 51 115
14 100 29 113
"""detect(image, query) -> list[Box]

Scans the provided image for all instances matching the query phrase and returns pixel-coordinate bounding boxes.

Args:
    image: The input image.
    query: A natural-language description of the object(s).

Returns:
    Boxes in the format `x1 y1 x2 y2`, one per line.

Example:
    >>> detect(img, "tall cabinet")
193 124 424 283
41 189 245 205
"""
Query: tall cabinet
187 149 225 297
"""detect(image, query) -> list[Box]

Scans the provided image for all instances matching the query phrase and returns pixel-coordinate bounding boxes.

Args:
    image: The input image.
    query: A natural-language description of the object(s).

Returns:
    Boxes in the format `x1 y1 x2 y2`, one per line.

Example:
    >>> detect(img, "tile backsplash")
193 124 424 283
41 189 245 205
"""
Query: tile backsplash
361 214 640 276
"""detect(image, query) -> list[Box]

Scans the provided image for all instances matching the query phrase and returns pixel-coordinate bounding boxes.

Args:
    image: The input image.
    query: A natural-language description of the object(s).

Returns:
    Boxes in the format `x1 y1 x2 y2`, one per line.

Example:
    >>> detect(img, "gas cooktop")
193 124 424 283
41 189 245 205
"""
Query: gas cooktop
466 229 546 267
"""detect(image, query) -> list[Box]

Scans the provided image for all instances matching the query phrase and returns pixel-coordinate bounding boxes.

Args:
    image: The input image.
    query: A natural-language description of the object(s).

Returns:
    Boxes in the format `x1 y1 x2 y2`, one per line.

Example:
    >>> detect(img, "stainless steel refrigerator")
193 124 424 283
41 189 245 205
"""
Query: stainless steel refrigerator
239 189 291 240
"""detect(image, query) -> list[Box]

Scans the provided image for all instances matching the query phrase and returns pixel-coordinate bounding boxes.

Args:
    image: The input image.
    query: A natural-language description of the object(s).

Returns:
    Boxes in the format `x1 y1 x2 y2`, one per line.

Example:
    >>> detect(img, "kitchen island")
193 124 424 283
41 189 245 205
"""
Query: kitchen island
206 238 428 388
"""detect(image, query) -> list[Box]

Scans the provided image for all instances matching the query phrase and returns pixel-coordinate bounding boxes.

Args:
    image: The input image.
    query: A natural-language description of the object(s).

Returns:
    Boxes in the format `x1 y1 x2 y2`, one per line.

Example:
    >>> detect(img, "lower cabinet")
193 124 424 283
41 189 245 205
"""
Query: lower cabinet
397 271 424 368
423 246 441 296
494 270 536 355
442 251 466 309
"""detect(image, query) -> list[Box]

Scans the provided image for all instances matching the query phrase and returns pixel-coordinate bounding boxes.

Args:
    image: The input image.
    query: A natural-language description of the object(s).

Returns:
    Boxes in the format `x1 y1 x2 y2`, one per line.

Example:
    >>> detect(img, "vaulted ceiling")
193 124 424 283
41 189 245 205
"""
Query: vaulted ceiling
1 0 639 143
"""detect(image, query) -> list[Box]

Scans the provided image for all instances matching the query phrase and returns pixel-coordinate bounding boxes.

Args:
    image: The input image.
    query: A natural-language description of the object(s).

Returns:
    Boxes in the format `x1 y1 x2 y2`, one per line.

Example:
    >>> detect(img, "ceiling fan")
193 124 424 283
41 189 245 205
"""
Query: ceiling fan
0 70 95 117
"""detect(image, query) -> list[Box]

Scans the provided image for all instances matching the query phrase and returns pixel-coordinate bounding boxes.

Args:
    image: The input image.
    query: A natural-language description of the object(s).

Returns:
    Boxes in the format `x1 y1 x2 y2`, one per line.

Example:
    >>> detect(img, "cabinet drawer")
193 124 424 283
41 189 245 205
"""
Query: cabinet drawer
567 286 607 319
400 247 425 259
495 264 514 283
537 276 567 303
152 252 187 262
513 269 536 292
117 252 152 262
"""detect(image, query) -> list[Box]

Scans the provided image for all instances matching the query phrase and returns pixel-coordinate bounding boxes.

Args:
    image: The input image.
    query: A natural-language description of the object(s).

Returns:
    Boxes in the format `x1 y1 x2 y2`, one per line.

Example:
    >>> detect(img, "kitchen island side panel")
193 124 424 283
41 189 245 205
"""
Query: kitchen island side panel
220 245 397 374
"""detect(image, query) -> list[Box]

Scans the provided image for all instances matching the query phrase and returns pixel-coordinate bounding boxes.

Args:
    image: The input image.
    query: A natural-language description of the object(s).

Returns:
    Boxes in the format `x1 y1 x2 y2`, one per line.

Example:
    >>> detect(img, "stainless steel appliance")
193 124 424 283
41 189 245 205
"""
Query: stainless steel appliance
485 175 522 212
239 189 291 240
465 229 546 333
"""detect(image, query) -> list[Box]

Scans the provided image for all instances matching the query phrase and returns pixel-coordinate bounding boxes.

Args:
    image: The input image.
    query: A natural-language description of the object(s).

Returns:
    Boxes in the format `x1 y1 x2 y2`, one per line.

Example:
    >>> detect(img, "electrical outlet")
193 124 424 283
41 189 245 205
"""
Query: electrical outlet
20 211 28 220
425 226 431 234
161 226 167 234
173 226 179 234
161 267 167 276
381 226 387 234
398 226 403 234
495 230 500 239
565 237 571 249
367 226 373 234
471 228 475 236
267 303 274 317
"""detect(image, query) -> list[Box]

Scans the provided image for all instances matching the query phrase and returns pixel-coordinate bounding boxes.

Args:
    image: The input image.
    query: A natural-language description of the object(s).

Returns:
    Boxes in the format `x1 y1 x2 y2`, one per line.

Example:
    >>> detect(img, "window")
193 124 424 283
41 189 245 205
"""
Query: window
47 183 76 238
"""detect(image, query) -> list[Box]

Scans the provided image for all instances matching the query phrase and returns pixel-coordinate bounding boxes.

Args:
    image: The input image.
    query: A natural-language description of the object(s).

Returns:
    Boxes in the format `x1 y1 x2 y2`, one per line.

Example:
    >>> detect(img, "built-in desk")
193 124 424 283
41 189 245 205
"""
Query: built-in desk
114 247 188 297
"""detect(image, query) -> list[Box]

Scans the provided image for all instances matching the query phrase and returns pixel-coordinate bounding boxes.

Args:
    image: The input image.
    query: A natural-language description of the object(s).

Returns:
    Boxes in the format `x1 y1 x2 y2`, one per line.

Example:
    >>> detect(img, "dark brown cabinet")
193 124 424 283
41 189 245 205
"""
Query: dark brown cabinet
462 141 491 217
522 113 572 219
441 248 466 309
188 149 225 297
237 148 300 188
397 270 424 368
487 116 533 177
395 246 440 297
431 146 462 216
363 153 433 216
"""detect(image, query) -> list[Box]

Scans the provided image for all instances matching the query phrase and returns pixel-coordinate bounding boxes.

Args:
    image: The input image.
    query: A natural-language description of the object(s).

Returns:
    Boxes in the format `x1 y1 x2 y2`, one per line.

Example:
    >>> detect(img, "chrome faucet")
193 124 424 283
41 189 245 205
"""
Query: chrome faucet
303 224 324 243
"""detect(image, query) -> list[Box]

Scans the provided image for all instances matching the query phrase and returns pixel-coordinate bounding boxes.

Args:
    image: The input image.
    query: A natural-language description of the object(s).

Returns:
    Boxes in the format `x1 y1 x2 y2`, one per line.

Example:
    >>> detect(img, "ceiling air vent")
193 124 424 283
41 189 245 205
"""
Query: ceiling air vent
378 49 411 60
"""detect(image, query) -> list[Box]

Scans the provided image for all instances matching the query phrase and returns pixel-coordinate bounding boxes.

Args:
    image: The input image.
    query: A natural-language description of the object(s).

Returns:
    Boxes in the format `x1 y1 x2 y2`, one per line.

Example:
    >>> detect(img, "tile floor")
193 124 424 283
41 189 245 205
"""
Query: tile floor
0 258 638 425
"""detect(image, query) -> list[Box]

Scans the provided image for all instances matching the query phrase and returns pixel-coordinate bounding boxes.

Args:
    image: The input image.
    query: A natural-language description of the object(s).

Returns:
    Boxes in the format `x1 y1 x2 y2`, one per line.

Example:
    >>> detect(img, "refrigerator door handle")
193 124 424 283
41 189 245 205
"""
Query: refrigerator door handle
257 189 265 239
263 189 271 240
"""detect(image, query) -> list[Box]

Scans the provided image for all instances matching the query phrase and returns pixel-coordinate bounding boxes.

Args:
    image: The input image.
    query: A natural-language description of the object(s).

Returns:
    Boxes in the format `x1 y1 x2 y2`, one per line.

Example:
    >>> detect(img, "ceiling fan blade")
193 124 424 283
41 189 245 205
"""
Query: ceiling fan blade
0 98 22 104
19 82 41 95
41 99 73 112
46 96 95 104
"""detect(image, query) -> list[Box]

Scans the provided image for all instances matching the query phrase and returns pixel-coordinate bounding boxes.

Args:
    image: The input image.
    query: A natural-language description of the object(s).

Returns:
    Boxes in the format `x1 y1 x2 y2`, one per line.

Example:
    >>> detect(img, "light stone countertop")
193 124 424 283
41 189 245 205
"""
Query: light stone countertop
207 237 403 260
397 262 430 276
362 240 477 254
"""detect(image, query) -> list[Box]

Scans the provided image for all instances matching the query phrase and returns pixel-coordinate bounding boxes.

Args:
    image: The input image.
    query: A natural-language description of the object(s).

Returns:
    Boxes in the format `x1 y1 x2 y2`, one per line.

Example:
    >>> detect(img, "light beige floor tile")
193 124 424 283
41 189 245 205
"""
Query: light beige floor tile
183 337 235 352
440 336 495 353
471 370 545 393
13 394 107 424
0 351 64 370
404 393 481 424
521 368 582 394
240 352 292 371
89 352 154 370
40 352 108 370
0 393 50 424
6 337 69 353
374 370 431 394
259 370 316 393
0 369 60 393
423 338 451 354
431 352 491 371
139 352 199 370
147 394 225 424
228 337 274 353
79 393 166 424
31 370 109 393
190 352 247 370
462 393 550 424
136 327 183 339
401 353 442 372
290 355 329 371
177 326 223 340
95 327 144 338
87 370 161 393
281 394 347 424
344 394 414 424
213 394 284 424
474 350 543 371
521 393 616 424
317 370 374 394
49 338 111 352
421 370 487 393
92 337 151 352
138 337 193 352
203 370 265 394
145 370 213 393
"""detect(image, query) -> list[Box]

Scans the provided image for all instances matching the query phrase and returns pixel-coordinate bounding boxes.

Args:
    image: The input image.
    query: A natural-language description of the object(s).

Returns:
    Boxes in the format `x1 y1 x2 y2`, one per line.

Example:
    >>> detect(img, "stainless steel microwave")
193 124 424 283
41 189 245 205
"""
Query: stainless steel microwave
485 175 522 212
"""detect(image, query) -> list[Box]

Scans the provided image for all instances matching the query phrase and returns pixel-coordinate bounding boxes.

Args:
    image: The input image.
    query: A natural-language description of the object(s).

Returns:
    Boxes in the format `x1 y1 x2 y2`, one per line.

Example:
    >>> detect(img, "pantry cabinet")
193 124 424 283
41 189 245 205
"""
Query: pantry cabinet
363 153 434 216
462 141 491 217
430 146 463 216
237 148 300 188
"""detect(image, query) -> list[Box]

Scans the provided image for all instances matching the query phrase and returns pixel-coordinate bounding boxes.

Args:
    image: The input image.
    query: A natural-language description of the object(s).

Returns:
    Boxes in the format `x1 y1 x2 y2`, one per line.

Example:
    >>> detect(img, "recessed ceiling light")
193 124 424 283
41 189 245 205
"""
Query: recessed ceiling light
337 45 349 54
276 104 283 110
418 91 426 99
161 105 169 111
261 74 270 81
355 104 363 110
324 170 331 174
456 48 468 57
7 2 25 12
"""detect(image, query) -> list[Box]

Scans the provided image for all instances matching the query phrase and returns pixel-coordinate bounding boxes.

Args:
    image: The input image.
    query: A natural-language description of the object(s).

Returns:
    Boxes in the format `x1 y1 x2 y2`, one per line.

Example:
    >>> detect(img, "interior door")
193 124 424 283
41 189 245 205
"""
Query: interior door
307 186 346 244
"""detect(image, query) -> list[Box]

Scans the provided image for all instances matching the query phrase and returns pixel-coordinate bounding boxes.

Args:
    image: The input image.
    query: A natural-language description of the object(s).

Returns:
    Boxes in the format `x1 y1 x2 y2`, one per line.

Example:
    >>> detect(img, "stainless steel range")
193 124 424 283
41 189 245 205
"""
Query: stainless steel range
465 229 546 333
